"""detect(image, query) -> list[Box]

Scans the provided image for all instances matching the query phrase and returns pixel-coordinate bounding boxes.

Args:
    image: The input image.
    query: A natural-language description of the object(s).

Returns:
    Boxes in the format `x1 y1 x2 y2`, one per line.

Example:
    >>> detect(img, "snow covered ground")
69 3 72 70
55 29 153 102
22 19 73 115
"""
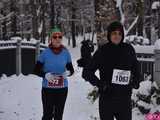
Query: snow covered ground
0 36 159 120
0 73 99 120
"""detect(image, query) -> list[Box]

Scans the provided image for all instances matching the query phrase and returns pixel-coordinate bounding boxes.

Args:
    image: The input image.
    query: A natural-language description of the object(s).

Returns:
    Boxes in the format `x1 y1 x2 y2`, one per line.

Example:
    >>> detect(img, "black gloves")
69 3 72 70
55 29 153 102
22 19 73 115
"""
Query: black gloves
66 62 74 76
33 61 45 78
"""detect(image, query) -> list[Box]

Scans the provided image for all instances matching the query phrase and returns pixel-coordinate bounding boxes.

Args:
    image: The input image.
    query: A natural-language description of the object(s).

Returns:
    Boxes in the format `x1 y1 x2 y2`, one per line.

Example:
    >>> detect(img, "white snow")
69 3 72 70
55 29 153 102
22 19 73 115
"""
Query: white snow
143 38 150 45
38 22 43 34
0 73 99 120
155 39 160 50
37 6 41 16
137 101 151 110
134 45 154 54
116 0 125 24
137 58 155 62
0 74 43 120
10 36 22 41
138 80 152 96
0 38 46 50
30 38 38 43
152 1 160 9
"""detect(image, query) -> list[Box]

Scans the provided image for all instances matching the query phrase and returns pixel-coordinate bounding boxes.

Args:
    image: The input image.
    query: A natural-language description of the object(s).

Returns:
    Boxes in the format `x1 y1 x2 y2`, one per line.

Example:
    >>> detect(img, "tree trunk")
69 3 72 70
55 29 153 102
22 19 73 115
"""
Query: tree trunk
56 6 61 25
1 10 7 40
71 1 76 48
137 0 144 36
145 0 151 44
50 0 55 28
41 18 46 44
158 0 160 39
40 0 46 43
2 20 7 40
145 20 151 44
30 0 39 40
10 0 17 37
11 13 17 37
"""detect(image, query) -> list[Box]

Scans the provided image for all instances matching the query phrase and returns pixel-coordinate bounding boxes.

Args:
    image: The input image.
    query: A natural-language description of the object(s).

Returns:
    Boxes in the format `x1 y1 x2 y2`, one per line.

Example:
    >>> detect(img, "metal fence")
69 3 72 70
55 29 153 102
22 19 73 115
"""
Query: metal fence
0 39 47 76
134 46 155 81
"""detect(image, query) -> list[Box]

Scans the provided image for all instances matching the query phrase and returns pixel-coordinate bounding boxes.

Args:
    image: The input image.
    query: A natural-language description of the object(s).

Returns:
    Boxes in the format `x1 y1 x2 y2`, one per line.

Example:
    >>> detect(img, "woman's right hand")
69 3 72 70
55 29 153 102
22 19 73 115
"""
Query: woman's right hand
45 73 54 81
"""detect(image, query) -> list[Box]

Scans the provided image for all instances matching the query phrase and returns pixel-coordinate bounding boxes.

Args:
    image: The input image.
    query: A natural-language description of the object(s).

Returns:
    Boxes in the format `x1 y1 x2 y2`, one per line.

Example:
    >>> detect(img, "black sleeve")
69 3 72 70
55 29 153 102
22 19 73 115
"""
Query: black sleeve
81 45 90 58
82 49 100 87
130 46 141 89
33 61 45 78
66 62 74 76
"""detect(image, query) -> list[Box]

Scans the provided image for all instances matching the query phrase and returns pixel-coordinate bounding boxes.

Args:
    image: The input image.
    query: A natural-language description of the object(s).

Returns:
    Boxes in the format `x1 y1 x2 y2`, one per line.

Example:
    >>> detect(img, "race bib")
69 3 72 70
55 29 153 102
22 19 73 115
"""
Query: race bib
47 74 64 88
112 69 131 85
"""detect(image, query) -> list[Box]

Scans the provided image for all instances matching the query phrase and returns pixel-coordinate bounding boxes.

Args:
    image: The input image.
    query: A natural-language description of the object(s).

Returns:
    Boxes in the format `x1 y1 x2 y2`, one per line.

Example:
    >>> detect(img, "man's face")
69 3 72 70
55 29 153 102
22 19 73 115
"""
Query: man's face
110 30 122 45
51 33 62 47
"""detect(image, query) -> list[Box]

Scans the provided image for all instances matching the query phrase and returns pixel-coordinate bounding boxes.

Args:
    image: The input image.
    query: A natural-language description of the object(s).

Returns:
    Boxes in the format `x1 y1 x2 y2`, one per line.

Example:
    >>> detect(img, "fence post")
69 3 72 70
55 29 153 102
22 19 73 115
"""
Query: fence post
154 42 160 88
16 39 22 75
35 40 40 63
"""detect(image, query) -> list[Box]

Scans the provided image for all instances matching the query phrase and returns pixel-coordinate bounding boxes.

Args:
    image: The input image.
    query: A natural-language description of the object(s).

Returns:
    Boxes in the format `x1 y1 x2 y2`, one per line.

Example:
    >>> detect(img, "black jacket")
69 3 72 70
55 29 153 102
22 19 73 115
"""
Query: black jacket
81 40 94 59
82 42 141 99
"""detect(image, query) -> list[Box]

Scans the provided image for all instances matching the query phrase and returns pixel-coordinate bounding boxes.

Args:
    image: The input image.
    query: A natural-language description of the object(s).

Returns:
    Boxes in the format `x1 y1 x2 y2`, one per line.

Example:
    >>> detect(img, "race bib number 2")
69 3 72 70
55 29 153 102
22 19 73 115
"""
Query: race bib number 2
48 75 64 88
112 69 131 85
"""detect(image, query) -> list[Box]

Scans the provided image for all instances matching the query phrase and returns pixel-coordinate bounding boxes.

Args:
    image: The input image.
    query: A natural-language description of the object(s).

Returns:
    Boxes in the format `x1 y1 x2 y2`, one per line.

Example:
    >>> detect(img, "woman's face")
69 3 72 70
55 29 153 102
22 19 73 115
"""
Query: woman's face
50 33 62 48
110 30 122 45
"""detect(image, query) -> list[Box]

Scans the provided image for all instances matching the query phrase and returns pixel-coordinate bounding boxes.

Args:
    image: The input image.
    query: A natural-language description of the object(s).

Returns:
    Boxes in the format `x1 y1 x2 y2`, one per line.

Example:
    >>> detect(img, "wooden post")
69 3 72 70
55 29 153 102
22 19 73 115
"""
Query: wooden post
16 39 22 75
35 40 40 63
158 0 160 38
154 49 160 88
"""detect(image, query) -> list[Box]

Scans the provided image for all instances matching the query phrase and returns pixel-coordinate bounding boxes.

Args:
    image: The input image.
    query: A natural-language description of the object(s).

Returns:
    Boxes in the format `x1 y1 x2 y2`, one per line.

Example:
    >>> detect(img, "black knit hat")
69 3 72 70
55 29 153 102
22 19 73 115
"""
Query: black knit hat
107 21 124 43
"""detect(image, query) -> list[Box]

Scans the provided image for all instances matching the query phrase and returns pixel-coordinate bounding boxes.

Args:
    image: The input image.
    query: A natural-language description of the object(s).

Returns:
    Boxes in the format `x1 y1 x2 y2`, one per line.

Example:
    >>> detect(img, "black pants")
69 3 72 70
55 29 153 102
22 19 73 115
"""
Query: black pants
41 87 68 120
99 94 132 120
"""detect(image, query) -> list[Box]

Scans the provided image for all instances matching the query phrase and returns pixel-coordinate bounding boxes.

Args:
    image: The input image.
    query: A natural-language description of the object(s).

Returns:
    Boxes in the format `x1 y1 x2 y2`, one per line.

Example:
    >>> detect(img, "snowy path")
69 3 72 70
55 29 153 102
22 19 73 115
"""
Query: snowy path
0 74 42 120
0 70 99 120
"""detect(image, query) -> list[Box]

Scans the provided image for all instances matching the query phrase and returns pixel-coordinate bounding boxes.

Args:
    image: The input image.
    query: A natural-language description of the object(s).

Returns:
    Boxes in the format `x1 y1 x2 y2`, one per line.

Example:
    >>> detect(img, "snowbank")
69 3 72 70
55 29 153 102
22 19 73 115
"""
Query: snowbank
125 35 150 45
152 1 160 9
155 39 160 50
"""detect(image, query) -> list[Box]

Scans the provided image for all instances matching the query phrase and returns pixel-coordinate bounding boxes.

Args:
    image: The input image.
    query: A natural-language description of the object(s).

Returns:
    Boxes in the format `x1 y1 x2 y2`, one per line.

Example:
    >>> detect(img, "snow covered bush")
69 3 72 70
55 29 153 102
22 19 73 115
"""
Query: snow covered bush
155 39 160 50
124 35 150 45
132 74 160 114
87 87 99 103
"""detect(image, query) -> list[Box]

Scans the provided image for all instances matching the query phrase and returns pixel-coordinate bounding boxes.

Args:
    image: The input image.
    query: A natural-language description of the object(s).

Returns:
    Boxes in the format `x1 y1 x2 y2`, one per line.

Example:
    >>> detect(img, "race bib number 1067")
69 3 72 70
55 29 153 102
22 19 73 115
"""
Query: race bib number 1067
112 69 131 85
